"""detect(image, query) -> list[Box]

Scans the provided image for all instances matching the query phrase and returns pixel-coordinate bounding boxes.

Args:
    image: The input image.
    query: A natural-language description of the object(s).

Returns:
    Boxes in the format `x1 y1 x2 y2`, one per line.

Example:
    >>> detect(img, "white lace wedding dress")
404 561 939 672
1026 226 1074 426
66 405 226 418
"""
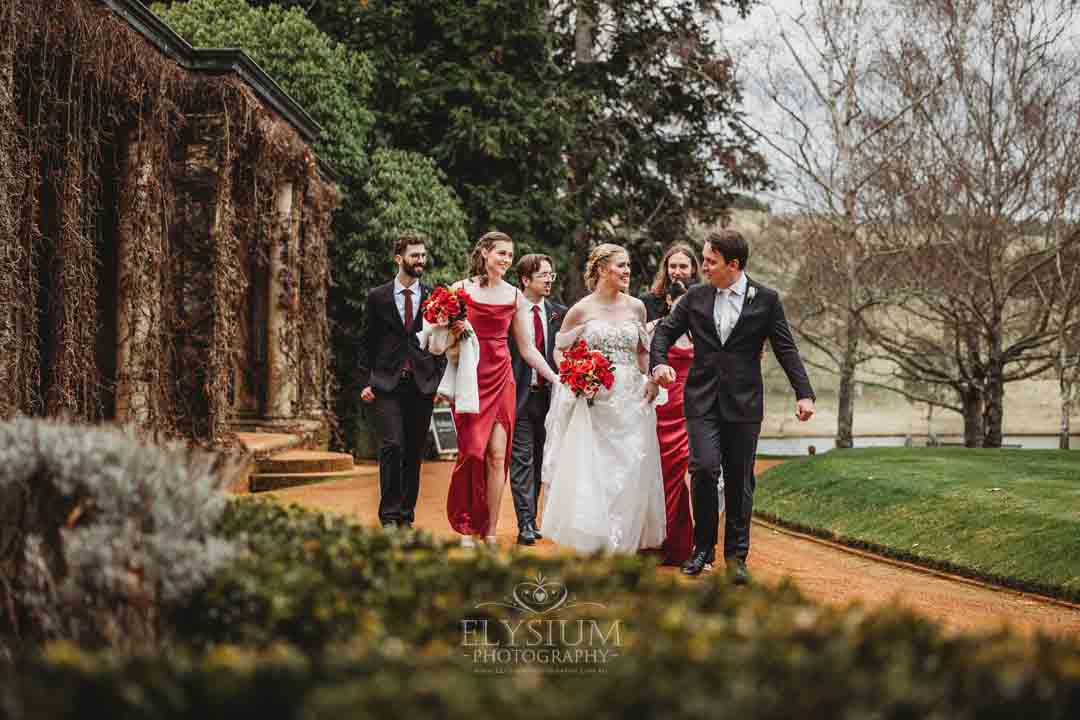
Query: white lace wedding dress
539 319 667 554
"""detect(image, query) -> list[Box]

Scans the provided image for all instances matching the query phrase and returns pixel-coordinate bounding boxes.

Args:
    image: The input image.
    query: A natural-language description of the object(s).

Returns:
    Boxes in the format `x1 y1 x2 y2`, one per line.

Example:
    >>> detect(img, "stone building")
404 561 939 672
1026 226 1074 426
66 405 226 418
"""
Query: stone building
0 0 339 446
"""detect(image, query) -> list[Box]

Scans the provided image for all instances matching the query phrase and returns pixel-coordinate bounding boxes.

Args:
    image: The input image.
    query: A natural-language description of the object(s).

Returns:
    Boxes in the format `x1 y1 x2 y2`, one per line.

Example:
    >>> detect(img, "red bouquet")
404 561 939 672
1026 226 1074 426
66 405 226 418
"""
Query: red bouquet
558 338 615 406
422 285 472 339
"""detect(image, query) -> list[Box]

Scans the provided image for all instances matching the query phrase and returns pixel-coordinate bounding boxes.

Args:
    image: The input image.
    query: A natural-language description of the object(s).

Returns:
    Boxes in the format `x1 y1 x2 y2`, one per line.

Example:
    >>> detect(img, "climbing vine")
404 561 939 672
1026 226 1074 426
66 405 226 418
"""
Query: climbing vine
0 0 338 444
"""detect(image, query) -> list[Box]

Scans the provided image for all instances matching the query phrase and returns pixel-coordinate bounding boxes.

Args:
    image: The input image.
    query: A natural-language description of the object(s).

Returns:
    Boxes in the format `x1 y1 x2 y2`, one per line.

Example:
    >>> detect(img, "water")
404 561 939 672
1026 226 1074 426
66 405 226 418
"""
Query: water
757 435 1079 456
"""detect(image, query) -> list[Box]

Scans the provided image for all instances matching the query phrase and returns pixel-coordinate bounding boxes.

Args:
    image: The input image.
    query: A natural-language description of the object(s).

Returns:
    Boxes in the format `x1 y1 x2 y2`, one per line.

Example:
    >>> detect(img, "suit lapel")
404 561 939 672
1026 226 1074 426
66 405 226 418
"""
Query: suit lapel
407 283 428 334
698 284 722 346
384 283 406 332
725 276 756 346
544 300 561 367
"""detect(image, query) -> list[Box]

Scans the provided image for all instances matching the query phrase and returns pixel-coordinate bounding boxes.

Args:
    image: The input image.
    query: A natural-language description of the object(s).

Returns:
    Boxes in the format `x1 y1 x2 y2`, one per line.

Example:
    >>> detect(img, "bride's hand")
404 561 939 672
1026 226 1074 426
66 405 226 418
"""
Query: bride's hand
643 379 659 403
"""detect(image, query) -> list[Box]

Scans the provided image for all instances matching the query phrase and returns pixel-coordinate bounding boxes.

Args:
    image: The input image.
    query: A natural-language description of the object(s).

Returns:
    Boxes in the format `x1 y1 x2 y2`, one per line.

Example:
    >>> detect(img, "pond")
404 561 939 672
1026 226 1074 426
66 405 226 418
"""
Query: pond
757 435 1080 456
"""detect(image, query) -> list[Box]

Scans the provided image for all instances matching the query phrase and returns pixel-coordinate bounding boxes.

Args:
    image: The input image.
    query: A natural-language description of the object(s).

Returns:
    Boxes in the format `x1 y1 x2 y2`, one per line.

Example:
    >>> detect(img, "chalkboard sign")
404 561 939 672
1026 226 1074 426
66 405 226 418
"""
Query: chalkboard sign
429 406 459 456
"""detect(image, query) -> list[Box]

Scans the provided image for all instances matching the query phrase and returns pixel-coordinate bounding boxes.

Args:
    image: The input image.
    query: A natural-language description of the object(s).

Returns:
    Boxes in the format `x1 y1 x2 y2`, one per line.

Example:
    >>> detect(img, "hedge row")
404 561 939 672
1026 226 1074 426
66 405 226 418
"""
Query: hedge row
2 500 1078 718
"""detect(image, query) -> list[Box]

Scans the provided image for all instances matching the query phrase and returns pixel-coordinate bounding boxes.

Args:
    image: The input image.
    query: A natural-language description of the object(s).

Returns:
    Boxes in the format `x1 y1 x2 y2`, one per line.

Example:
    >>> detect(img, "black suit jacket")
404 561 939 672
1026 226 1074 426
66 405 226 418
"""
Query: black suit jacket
639 291 667 323
359 280 447 396
650 277 814 422
509 298 566 416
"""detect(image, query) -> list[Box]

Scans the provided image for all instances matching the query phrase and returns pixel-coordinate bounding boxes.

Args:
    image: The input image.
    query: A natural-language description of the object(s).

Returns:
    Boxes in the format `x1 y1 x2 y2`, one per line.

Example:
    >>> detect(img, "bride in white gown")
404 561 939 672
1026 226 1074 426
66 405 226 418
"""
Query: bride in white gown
539 244 667 554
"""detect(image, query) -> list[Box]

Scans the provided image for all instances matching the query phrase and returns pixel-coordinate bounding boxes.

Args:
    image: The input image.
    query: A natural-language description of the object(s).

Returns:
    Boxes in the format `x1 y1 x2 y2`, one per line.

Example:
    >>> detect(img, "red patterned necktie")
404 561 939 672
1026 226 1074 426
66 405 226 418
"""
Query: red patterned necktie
403 288 414 371
532 305 545 385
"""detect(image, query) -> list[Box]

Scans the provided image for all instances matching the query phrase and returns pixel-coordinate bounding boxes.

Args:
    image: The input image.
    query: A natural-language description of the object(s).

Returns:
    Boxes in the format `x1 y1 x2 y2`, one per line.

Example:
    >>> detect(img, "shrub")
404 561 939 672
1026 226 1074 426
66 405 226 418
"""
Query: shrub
0 418 239 656
4 500 1079 717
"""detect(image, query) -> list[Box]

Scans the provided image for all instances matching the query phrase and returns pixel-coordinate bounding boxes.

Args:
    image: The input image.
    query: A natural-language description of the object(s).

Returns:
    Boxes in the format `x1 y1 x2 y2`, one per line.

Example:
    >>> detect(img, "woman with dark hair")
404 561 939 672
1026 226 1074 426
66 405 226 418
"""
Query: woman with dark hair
445 231 558 548
641 243 700 322
646 280 695 565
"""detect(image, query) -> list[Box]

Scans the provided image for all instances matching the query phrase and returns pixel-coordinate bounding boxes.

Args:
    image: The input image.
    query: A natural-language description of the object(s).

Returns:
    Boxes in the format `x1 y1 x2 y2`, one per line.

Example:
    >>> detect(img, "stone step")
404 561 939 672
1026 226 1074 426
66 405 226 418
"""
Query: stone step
250 467 370 493
256 450 355 475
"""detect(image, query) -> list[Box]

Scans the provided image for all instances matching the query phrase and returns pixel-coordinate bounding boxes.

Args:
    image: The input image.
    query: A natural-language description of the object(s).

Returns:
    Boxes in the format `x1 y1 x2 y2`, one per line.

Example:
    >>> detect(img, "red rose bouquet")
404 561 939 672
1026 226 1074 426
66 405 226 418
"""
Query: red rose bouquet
558 338 615 406
422 286 472 339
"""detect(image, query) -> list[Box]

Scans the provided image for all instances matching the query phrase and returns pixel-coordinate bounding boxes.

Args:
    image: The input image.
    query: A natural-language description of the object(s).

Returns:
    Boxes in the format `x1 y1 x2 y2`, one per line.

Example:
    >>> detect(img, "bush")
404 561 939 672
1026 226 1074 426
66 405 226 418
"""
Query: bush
353 148 471 289
0 419 238 656
152 0 375 182
4 500 1079 717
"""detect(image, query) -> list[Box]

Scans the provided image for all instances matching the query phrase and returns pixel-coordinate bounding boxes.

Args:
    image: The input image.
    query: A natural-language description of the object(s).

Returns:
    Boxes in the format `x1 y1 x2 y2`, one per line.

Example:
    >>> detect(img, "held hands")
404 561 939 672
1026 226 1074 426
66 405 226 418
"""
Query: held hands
450 320 466 338
796 398 815 422
643 379 659 403
652 365 676 387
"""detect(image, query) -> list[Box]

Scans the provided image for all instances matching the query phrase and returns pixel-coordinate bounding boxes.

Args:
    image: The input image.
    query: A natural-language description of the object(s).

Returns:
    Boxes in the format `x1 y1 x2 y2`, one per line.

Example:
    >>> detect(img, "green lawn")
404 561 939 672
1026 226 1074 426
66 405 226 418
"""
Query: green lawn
755 448 1080 600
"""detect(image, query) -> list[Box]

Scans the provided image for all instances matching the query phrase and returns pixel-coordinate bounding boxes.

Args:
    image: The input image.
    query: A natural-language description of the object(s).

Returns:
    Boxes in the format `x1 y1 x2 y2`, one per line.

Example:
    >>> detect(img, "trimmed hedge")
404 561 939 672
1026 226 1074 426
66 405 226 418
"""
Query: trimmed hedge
2 500 1079 718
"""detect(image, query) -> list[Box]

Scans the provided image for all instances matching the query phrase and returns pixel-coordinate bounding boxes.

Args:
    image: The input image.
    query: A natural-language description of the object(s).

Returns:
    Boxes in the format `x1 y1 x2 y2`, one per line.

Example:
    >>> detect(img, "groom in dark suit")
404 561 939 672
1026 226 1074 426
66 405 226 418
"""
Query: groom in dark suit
508 254 566 545
651 229 815 583
359 231 447 529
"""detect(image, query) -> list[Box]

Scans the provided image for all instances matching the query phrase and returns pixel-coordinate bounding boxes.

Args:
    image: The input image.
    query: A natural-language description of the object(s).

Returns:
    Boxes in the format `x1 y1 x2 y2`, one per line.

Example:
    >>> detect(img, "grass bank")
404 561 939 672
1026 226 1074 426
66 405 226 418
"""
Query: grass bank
754 448 1080 601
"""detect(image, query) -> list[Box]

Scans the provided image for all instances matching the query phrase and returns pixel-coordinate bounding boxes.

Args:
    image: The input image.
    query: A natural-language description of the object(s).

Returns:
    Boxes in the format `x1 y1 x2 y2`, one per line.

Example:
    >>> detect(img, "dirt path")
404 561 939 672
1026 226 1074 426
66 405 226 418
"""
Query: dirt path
264 458 1080 638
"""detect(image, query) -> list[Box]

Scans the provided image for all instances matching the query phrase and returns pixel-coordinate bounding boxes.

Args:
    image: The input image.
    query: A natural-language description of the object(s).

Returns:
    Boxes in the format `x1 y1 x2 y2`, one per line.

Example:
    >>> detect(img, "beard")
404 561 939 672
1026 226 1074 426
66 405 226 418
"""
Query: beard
402 261 425 278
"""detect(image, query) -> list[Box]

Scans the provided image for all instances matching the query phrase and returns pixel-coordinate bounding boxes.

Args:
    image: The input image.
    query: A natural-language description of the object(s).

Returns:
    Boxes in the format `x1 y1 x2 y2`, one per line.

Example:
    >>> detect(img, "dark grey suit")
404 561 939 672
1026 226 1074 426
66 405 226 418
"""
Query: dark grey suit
508 298 566 530
650 277 814 560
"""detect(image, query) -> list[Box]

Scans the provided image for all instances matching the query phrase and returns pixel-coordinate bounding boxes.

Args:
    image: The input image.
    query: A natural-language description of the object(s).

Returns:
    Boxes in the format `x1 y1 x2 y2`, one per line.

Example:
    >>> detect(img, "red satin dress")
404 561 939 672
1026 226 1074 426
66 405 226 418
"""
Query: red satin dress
655 342 695 565
446 295 517 536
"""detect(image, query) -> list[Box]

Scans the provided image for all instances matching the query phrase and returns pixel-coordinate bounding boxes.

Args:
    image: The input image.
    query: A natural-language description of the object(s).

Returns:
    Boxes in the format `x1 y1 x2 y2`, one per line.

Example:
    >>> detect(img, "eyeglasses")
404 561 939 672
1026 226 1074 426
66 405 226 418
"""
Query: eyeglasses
534 272 557 281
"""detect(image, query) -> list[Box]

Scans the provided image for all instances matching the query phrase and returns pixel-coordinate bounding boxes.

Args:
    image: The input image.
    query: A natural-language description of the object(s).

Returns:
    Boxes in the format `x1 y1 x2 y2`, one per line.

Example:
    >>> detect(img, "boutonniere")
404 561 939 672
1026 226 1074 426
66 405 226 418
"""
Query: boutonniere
746 286 757 305
550 312 561 324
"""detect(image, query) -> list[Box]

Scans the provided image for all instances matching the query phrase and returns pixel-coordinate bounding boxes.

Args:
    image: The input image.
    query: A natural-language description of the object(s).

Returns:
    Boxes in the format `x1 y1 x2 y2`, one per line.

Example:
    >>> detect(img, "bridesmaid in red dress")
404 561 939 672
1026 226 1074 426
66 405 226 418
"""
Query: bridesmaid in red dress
648 279 695 565
446 231 559 548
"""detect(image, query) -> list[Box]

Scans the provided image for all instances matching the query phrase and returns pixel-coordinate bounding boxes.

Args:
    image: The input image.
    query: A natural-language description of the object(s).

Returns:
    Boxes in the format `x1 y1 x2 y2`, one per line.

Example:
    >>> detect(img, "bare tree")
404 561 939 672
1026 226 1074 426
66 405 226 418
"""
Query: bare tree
1048 244 1080 448
747 0 933 447
866 0 1080 447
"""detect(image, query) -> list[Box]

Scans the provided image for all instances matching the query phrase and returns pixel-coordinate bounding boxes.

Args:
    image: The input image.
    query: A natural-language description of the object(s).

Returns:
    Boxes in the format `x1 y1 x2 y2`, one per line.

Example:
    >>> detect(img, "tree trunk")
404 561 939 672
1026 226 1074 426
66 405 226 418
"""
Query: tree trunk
1060 341 1074 450
982 347 1005 448
961 386 984 448
1061 380 1072 450
835 308 860 448
926 402 936 445
562 2 596 304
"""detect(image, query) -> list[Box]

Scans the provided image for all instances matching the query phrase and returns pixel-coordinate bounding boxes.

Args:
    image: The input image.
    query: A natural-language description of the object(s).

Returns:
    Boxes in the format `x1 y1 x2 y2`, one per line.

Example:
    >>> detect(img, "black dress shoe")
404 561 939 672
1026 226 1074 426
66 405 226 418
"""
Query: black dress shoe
680 548 714 576
516 527 537 546
381 522 396 530
726 558 750 586
527 521 543 540
399 520 414 530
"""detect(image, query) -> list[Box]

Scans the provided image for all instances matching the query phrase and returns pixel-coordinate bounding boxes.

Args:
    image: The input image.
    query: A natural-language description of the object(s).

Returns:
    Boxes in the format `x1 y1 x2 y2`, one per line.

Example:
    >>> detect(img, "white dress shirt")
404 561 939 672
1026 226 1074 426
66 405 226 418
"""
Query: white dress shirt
394 277 420 327
526 299 549 386
713 272 747 345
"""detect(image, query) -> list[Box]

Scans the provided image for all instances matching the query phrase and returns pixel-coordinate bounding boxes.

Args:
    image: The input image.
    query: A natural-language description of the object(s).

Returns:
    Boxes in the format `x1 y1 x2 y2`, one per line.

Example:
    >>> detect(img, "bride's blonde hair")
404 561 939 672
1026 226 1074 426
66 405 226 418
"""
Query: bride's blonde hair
585 243 628 291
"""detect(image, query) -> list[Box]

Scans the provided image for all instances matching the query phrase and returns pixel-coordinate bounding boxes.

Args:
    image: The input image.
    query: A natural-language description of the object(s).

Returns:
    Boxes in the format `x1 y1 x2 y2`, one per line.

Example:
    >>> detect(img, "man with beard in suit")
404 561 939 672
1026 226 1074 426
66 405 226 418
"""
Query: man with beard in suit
360 230 447 529
508 254 566 545
651 229 815 583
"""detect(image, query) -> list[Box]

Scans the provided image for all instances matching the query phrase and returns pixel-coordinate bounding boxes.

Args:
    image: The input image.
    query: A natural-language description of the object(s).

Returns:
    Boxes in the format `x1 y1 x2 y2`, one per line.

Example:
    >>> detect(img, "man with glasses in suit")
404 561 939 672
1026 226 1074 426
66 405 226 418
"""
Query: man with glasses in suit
508 254 566 545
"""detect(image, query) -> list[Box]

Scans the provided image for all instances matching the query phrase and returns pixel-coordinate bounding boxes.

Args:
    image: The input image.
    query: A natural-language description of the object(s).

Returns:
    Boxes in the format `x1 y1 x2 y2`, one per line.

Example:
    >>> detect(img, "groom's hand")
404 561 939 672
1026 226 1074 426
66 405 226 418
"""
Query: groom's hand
652 365 676 387
795 398 815 422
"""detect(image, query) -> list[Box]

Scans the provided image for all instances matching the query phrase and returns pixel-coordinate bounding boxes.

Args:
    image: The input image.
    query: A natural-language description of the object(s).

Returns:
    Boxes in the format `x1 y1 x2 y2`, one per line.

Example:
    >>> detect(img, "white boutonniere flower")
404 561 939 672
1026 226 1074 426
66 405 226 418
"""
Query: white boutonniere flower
746 286 757 305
